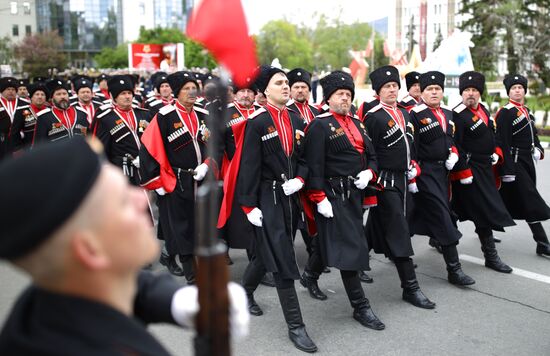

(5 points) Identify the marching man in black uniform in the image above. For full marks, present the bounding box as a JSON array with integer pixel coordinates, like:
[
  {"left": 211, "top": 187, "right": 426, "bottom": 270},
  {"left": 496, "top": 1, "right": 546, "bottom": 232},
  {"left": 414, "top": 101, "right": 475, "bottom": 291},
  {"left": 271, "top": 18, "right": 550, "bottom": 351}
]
[
  {"left": 139, "top": 71, "right": 214, "bottom": 285},
  {"left": 144, "top": 74, "right": 174, "bottom": 116},
  {"left": 94, "top": 73, "right": 111, "bottom": 103},
  {"left": 451, "top": 71, "right": 515, "bottom": 273},
  {"left": 0, "top": 77, "right": 22, "bottom": 159},
  {"left": 70, "top": 77, "right": 102, "bottom": 125},
  {"left": 236, "top": 65, "right": 317, "bottom": 353},
  {"left": 33, "top": 79, "right": 89, "bottom": 144},
  {"left": 303, "top": 70, "right": 385, "bottom": 330},
  {"left": 399, "top": 71, "right": 422, "bottom": 112},
  {"left": 409, "top": 71, "right": 475, "bottom": 286},
  {"left": 93, "top": 75, "right": 152, "bottom": 186},
  {"left": 364, "top": 65, "right": 436, "bottom": 309},
  {"left": 495, "top": 74, "right": 550, "bottom": 256},
  {"left": 10, "top": 83, "right": 49, "bottom": 152}
]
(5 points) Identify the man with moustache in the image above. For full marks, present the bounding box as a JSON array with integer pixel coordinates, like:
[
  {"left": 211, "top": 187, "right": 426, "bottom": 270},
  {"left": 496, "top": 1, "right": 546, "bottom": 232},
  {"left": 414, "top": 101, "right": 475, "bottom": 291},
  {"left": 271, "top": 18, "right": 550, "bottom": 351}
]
[
  {"left": 92, "top": 75, "right": 152, "bottom": 187},
  {"left": 235, "top": 65, "right": 317, "bottom": 353},
  {"left": 70, "top": 77, "right": 102, "bottom": 125},
  {"left": 33, "top": 79, "right": 89, "bottom": 144},
  {"left": 303, "top": 70, "right": 385, "bottom": 330},
  {"left": 17, "top": 79, "right": 30, "bottom": 101},
  {"left": 144, "top": 74, "right": 174, "bottom": 116},
  {"left": 495, "top": 74, "right": 550, "bottom": 257},
  {"left": 451, "top": 71, "right": 514, "bottom": 272},
  {"left": 139, "top": 71, "right": 214, "bottom": 285},
  {"left": 364, "top": 65, "right": 436, "bottom": 309},
  {"left": 408, "top": 71, "right": 475, "bottom": 286},
  {"left": 10, "top": 83, "right": 49, "bottom": 152},
  {"left": 399, "top": 71, "right": 422, "bottom": 112}
]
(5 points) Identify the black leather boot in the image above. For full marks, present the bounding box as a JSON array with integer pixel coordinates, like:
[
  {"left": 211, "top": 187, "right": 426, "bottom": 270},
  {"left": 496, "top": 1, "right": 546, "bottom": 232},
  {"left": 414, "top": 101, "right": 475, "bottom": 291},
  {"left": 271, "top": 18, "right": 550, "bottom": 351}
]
[
  {"left": 179, "top": 255, "right": 196, "bottom": 284},
  {"left": 529, "top": 222, "right": 550, "bottom": 257},
  {"left": 341, "top": 271, "right": 384, "bottom": 330},
  {"left": 276, "top": 287, "right": 318, "bottom": 353},
  {"left": 246, "top": 293, "right": 263, "bottom": 316},
  {"left": 478, "top": 234, "right": 512, "bottom": 273},
  {"left": 242, "top": 257, "right": 266, "bottom": 316},
  {"left": 358, "top": 270, "right": 373, "bottom": 283},
  {"left": 395, "top": 259, "right": 436, "bottom": 309},
  {"left": 161, "top": 253, "right": 184, "bottom": 276},
  {"left": 441, "top": 244, "right": 475, "bottom": 286},
  {"left": 429, "top": 238, "right": 443, "bottom": 253},
  {"left": 300, "top": 272, "right": 327, "bottom": 301}
]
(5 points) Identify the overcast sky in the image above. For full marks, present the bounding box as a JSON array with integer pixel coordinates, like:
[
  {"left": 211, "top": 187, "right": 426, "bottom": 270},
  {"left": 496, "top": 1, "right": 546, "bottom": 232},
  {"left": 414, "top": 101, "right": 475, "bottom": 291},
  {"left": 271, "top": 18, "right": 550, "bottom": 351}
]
[{"left": 240, "top": 0, "right": 393, "bottom": 34}]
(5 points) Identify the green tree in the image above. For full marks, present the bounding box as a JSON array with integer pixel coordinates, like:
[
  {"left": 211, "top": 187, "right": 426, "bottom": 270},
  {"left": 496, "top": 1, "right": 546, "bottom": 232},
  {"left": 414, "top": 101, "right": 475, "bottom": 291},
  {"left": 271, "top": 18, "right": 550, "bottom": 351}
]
[
  {"left": 14, "top": 31, "right": 67, "bottom": 77},
  {"left": 433, "top": 28, "right": 443, "bottom": 51},
  {"left": 135, "top": 27, "right": 216, "bottom": 69},
  {"left": 0, "top": 36, "right": 15, "bottom": 67},
  {"left": 92, "top": 7, "right": 119, "bottom": 49},
  {"left": 94, "top": 44, "right": 128, "bottom": 69},
  {"left": 256, "top": 20, "right": 313, "bottom": 70},
  {"left": 521, "top": 0, "right": 550, "bottom": 88}
]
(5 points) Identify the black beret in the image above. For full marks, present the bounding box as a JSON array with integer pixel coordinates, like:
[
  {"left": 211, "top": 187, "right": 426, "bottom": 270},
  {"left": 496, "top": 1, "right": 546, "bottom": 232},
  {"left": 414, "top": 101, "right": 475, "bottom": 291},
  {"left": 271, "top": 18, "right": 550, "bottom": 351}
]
[
  {"left": 154, "top": 74, "right": 169, "bottom": 92},
  {"left": 459, "top": 71, "right": 485, "bottom": 95},
  {"left": 74, "top": 78, "right": 94, "bottom": 93},
  {"left": 369, "top": 65, "right": 401, "bottom": 94},
  {"left": 287, "top": 68, "right": 312, "bottom": 90},
  {"left": 255, "top": 65, "right": 285, "bottom": 94},
  {"left": 0, "top": 137, "right": 101, "bottom": 260},
  {"left": 45, "top": 79, "right": 68, "bottom": 96},
  {"left": 419, "top": 71, "right": 445, "bottom": 92},
  {"left": 167, "top": 71, "right": 199, "bottom": 96},
  {"left": 97, "top": 73, "right": 111, "bottom": 83},
  {"left": 17, "top": 79, "right": 29, "bottom": 88},
  {"left": 405, "top": 71, "right": 420, "bottom": 91},
  {"left": 320, "top": 70, "right": 355, "bottom": 102},
  {"left": 28, "top": 82, "right": 50, "bottom": 100},
  {"left": 108, "top": 75, "right": 134, "bottom": 99},
  {"left": 0, "top": 77, "right": 19, "bottom": 92},
  {"left": 32, "top": 76, "right": 48, "bottom": 83},
  {"left": 503, "top": 74, "right": 528, "bottom": 95}
]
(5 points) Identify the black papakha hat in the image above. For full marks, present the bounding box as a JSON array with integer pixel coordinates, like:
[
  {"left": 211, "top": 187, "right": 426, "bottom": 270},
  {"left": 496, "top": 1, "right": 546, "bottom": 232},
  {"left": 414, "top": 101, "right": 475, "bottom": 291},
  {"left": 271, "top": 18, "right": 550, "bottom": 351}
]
[
  {"left": 167, "top": 71, "right": 200, "bottom": 96},
  {"left": 369, "top": 65, "right": 401, "bottom": 94},
  {"left": 28, "top": 82, "right": 49, "bottom": 100},
  {"left": 405, "top": 71, "right": 420, "bottom": 91},
  {"left": 503, "top": 74, "right": 528, "bottom": 95},
  {"left": 255, "top": 65, "right": 285, "bottom": 94},
  {"left": 73, "top": 77, "right": 94, "bottom": 94},
  {"left": 0, "top": 77, "right": 19, "bottom": 92},
  {"left": 287, "top": 68, "right": 312, "bottom": 90},
  {"left": 108, "top": 75, "right": 134, "bottom": 99},
  {"left": 419, "top": 71, "right": 445, "bottom": 92},
  {"left": 0, "top": 137, "right": 102, "bottom": 260},
  {"left": 154, "top": 74, "right": 169, "bottom": 92},
  {"left": 459, "top": 71, "right": 485, "bottom": 95},
  {"left": 45, "top": 78, "right": 68, "bottom": 96},
  {"left": 320, "top": 70, "right": 355, "bottom": 102}
]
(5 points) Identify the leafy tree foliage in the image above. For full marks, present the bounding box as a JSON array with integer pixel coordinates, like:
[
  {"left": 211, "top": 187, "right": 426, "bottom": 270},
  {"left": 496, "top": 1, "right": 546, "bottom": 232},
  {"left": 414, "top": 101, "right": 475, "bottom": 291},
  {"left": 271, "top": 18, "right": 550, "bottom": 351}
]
[{"left": 14, "top": 31, "right": 67, "bottom": 78}]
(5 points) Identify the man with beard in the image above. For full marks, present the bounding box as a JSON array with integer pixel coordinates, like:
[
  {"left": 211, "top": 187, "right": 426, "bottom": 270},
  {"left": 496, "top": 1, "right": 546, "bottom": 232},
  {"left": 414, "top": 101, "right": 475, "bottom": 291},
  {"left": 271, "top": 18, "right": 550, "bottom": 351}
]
[
  {"left": 32, "top": 79, "right": 89, "bottom": 144},
  {"left": 495, "top": 74, "right": 550, "bottom": 257},
  {"left": 70, "top": 77, "right": 102, "bottom": 125},
  {"left": 139, "top": 71, "right": 213, "bottom": 285},
  {"left": 235, "top": 66, "right": 317, "bottom": 353},
  {"left": 364, "top": 65, "right": 436, "bottom": 309},
  {"left": 451, "top": 71, "right": 514, "bottom": 273},
  {"left": 303, "top": 70, "right": 385, "bottom": 330},
  {"left": 408, "top": 71, "right": 475, "bottom": 286},
  {"left": 399, "top": 71, "right": 422, "bottom": 112},
  {"left": 144, "top": 74, "right": 174, "bottom": 116},
  {"left": 92, "top": 75, "right": 151, "bottom": 187},
  {"left": 10, "top": 83, "right": 49, "bottom": 152}
]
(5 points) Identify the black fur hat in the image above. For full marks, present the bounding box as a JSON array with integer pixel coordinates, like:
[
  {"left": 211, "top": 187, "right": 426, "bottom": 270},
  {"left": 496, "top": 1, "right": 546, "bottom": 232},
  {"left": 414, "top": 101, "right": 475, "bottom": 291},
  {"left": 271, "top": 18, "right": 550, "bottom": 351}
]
[
  {"left": 419, "top": 71, "right": 445, "bottom": 92},
  {"left": 503, "top": 74, "right": 528, "bottom": 95},
  {"left": 405, "top": 71, "right": 420, "bottom": 91},
  {"left": 320, "top": 70, "right": 355, "bottom": 102},
  {"left": 287, "top": 68, "right": 312, "bottom": 90},
  {"left": 369, "top": 65, "right": 400, "bottom": 94},
  {"left": 459, "top": 71, "right": 485, "bottom": 95}
]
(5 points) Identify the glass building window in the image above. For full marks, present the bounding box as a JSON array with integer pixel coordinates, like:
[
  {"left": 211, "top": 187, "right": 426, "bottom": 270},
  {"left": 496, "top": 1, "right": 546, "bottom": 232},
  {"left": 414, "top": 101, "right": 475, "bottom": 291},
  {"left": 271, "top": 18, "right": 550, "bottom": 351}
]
[
  {"left": 10, "top": 2, "right": 18, "bottom": 14},
  {"left": 12, "top": 25, "right": 19, "bottom": 36},
  {"left": 23, "top": 2, "right": 31, "bottom": 15},
  {"left": 25, "top": 25, "right": 31, "bottom": 35}
]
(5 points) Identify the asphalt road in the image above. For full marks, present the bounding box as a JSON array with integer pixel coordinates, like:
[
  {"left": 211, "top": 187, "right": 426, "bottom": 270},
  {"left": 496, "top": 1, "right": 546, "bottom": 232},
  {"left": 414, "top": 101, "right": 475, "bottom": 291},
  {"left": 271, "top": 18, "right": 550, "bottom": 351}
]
[{"left": 1, "top": 158, "right": 549, "bottom": 356}]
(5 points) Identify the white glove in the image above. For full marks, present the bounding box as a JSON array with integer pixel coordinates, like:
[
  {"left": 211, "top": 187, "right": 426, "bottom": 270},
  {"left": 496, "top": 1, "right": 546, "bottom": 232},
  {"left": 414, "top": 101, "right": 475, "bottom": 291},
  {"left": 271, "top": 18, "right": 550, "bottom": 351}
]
[
  {"left": 282, "top": 178, "right": 303, "bottom": 196},
  {"left": 246, "top": 207, "right": 263, "bottom": 227},
  {"left": 445, "top": 152, "right": 459, "bottom": 171},
  {"left": 156, "top": 187, "right": 166, "bottom": 196},
  {"left": 408, "top": 182, "right": 419, "bottom": 193},
  {"left": 132, "top": 157, "right": 140, "bottom": 168},
  {"left": 170, "top": 282, "right": 250, "bottom": 342},
  {"left": 501, "top": 175, "right": 516, "bottom": 183},
  {"left": 533, "top": 148, "right": 541, "bottom": 161},
  {"left": 317, "top": 198, "right": 334, "bottom": 218},
  {"left": 193, "top": 163, "right": 209, "bottom": 181},
  {"left": 406, "top": 167, "right": 418, "bottom": 180},
  {"left": 354, "top": 169, "right": 373, "bottom": 190},
  {"left": 460, "top": 177, "right": 473, "bottom": 185},
  {"left": 491, "top": 153, "right": 499, "bottom": 165}
]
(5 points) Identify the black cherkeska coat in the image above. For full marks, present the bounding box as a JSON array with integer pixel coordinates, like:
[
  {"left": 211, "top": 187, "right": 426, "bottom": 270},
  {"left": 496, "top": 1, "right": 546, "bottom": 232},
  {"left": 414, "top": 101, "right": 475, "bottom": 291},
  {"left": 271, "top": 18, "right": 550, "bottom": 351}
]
[
  {"left": 408, "top": 103, "right": 461, "bottom": 246},
  {"left": 304, "top": 111, "right": 377, "bottom": 270},
  {"left": 237, "top": 106, "right": 308, "bottom": 280},
  {"left": 451, "top": 102, "right": 515, "bottom": 231}
]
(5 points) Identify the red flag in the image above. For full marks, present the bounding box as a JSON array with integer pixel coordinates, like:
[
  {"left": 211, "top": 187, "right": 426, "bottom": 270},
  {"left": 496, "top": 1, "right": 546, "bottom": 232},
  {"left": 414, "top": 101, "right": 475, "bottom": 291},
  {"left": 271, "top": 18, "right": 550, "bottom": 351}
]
[{"left": 187, "top": 0, "right": 258, "bottom": 87}]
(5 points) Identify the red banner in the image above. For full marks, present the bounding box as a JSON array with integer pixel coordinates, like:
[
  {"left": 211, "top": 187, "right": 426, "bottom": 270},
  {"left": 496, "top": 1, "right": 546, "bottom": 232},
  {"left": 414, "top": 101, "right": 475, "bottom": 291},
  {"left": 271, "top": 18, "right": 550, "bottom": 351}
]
[{"left": 128, "top": 43, "right": 184, "bottom": 71}]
